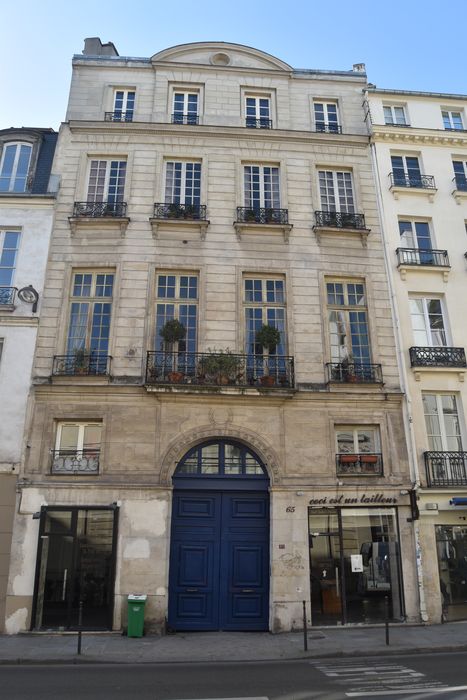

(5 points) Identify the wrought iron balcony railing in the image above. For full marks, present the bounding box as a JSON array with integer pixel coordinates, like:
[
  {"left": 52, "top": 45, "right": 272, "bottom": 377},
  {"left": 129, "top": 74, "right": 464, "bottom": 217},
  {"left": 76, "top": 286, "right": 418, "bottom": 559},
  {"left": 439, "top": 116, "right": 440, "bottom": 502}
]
[
  {"left": 453, "top": 175, "right": 467, "bottom": 191},
  {"left": 336, "top": 453, "right": 383, "bottom": 476},
  {"left": 425, "top": 451, "right": 467, "bottom": 487},
  {"left": 389, "top": 173, "right": 436, "bottom": 189},
  {"left": 146, "top": 351, "right": 294, "bottom": 388},
  {"left": 245, "top": 117, "right": 272, "bottom": 129},
  {"left": 51, "top": 449, "right": 100, "bottom": 475},
  {"left": 104, "top": 111, "right": 134, "bottom": 122},
  {"left": 315, "top": 123, "right": 342, "bottom": 134},
  {"left": 326, "top": 362, "right": 383, "bottom": 384},
  {"left": 72, "top": 201, "right": 127, "bottom": 218},
  {"left": 0, "top": 286, "right": 16, "bottom": 305},
  {"left": 409, "top": 346, "right": 467, "bottom": 368},
  {"left": 314, "top": 210, "right": 366, "bottom": 230},
  {"left": 52, "top": 353, "right": 112, "bottom": 377},
  {"left": 171, "top": 113, "right": 199, "bottom": 125},
  {"left": 396, "top": 248, "right": 450, "bottom": 267},
  {"left": 235, "top": 207, "right": 289, "bottom": 225},
  {"left": 153, "top": 203, "right": 207, "bottom": 220}
]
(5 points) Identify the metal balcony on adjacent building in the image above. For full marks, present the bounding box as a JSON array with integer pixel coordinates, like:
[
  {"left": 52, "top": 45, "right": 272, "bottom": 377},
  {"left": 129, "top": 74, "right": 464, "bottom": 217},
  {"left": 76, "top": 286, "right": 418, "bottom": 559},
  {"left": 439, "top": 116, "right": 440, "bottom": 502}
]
[
  {"left": 396, "top": 248, "right": 450, "bottom": 267},
  {"left": 235, "top": 207, "right": 289, "bottom": 225},
  {"left": 145, "top": 351, "right": 294, "bottom": 389},
  {"left": 389, "top": 173, "right": 436, "bottom": 189},
  {"left": 425, "top": 451, "right": 467, "bottom": 487},
  {"left": 51, "top": 449, "right": 100, "bottom": 475},
  {"left": 326, "top": 362, "right": 383, "bottom": 384},
  {"left": 453, "top": 175, "right": 467, "bottom": 192},
  {"left": 0, "top": 286, "right": 16, "bottom": 305},
  {"left": 104, "top": 112, "right": 133, "bottom": 122},
  {"left": 314, "top": 211, "right": 366, "bottom": 230},
  {"left": 153, "top": 203, "right": 207, "bottom": 220},
  {"left": 245, "top": 117, "right": 272, "bottom": 129},
  {"left": 72, "top": 201, "right": 127, "bottom": 218},
  {"left": 52, "top": 353, "right": 112, "bottom": 377},
  {"left": 171, "top": 113, "right": 199, "bottom": 125},
  {"left": 409, "top": 346, "right": 467, "bottom": 368},
  {"left": 336, "top": 453, "right": 383, "bottom": 476}
]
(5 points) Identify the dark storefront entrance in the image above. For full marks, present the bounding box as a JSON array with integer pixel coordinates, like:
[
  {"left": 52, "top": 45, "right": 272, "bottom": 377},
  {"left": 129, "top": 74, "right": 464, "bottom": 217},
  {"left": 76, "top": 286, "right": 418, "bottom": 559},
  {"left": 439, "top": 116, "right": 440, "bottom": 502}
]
[
  {"left": 436, "top": 525, "right": 467, "bottom": 622},
  {"left": 308, "top": 507, "right": 404, "bottom": 625},
  {"left": 32, "top": 506, "right": 118, "bottom": 630},
  {"left": 168, "top": 440, "right": 270, "bottom": 631}
]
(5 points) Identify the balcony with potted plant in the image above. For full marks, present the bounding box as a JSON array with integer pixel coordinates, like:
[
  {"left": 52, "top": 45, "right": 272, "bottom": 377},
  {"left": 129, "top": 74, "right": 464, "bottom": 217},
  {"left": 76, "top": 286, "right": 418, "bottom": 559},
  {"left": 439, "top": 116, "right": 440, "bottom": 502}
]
[{"left": 234, "top": 207, "right": 292, "bottom": 241}]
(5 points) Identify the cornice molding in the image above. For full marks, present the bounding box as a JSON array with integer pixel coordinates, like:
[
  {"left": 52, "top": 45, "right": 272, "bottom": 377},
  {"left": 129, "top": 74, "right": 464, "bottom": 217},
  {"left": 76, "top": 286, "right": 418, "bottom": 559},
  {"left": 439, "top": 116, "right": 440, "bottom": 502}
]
[
  {"left": 68, "top": 121, "right": 369, "bottom": 148},
  {"left": 371, "top": 126, "right": 467, "bottom": 147}
]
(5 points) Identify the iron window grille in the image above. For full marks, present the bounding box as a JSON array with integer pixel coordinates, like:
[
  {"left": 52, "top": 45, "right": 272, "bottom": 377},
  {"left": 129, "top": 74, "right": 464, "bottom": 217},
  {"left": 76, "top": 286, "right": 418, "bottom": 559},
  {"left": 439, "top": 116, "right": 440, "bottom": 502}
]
[{"left": 409, "top": 346, "right": 467, "bottom": 368}]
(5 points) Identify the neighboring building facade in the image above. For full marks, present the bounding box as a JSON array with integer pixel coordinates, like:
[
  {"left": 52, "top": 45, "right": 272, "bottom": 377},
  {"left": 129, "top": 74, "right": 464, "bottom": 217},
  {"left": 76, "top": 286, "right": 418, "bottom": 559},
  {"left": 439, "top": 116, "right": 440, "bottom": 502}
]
[
  {"left": 0, "top": 127, "right": 57, "bottom": 631},
  {"left": 367, "top": 89, "right": 467, "bottom": 623},
  {"left": 6, "top": 39, "right": 417, "bottom": 635}
]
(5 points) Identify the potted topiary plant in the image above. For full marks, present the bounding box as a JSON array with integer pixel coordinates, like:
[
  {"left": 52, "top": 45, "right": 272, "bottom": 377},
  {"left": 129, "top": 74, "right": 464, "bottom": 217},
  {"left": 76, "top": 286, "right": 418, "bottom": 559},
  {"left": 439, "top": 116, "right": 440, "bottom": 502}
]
[
  {"left": 159, "top": 319, "right": 186, "bottom": 382},
  {"left": 255, "top": 324, "right": 281, "bottom": 386},
  {"left": 198, "top": 349, "right": 243, "bottom": 385},
  {"left": 72, "top": 347, "right": 88, "bottom": 375}
]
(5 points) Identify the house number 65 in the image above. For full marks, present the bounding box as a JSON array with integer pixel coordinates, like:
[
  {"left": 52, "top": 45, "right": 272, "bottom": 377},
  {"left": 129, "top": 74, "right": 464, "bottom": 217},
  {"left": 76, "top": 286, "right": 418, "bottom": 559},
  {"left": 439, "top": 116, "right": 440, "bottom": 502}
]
[{"left": 286, "top": 506, "right": 295, "bottom": 513}]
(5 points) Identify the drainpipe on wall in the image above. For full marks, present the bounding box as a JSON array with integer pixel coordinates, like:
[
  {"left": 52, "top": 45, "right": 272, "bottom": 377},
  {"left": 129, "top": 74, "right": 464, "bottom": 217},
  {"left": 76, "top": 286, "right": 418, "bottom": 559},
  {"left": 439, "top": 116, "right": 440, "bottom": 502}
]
[{"left": 364, "top": 91, "right": 428, "bottom": 622}]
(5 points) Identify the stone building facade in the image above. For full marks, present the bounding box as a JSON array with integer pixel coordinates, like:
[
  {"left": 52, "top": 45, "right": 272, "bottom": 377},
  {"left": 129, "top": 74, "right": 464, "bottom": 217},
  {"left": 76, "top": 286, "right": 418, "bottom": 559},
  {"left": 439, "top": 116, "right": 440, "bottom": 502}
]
[
  {"left": 6, "top": 40, "right": 417, "bottom": 634},
  {"left": 0, "top": 127, "right": 57, "bottom": 631},
  {"left": 367, "top": 88, "right": 467, "bottom": 624}
]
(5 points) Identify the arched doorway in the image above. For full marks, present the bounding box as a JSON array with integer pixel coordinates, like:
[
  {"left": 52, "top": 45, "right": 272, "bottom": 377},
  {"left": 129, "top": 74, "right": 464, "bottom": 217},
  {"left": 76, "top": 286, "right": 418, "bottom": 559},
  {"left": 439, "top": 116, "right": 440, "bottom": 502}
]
[{"left": 168, "top": 439, "right": 270, "bottom": 631}]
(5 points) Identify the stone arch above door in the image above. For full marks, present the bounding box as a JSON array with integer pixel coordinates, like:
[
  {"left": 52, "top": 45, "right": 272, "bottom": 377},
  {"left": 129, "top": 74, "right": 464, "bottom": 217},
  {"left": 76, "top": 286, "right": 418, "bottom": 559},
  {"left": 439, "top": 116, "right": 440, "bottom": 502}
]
[{"left": 160, "top": 424, "right": 281, "bottom": 486}]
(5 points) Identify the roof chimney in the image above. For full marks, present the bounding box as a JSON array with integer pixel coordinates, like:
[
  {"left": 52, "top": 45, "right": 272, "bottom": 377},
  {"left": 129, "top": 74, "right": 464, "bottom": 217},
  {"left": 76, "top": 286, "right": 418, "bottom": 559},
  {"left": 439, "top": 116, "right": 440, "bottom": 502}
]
[
  {"left": 83, "top": 37, "right": 119, "bottom": 57},
  {"left": 352, "top": 63, "right": 366, "bottom": 73}
]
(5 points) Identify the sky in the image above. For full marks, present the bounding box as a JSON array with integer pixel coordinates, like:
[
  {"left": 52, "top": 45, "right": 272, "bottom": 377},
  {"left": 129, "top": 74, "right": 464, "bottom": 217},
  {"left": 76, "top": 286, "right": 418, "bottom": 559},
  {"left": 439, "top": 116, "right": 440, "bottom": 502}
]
[{"left": 2, "top": 0, "right": 467, "bottom": 131}]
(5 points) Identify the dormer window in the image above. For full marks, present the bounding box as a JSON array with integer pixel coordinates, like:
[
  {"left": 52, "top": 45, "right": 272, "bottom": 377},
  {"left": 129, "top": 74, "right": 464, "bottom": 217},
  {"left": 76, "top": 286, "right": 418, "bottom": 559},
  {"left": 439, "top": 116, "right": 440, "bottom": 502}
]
[{"left": 0, "top": 142, "right": 32, "bottom": 193}]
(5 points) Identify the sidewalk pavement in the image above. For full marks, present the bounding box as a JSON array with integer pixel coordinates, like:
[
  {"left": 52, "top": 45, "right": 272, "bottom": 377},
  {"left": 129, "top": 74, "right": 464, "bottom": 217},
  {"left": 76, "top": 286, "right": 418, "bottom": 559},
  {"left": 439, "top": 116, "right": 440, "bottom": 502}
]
[{"left": 1, "top": 623, "right": 467, "bottom": 665}]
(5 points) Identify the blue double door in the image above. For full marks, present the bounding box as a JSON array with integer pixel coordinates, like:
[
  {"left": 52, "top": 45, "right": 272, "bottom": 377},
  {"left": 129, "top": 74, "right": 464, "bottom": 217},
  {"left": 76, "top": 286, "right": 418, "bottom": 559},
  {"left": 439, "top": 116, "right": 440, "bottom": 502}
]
[{"left": 168, "top": 490, "right": 270, "bottom": 631}]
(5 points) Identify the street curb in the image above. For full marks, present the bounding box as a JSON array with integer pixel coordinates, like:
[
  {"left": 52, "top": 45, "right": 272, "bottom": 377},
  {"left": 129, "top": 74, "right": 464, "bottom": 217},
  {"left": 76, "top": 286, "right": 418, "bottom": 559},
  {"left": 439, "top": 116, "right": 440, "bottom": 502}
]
[{"left": 2, "top": 644, "right": 467, "bottom": 666}]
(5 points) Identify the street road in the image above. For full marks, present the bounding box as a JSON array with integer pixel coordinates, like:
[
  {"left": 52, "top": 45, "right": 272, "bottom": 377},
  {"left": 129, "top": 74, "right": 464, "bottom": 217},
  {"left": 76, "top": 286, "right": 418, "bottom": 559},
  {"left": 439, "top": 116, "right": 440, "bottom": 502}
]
[{"left": 2, "top": 652, "right": 467, "bottom": 699}]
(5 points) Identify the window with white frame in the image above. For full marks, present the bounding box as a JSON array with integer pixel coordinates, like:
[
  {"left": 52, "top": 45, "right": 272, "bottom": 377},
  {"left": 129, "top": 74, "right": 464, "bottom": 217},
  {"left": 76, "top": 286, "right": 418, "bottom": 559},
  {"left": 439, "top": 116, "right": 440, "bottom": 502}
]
[
  {"left": 409, "top": 297, "right": 447, "bottom": 347},
  {"left": 172, "top": 92, "right": 199, "bottom": 125},
  {"left": 52, "top": 422, "right": 102, "bottom": 474},
  {"left": 327, "top": 280, "right": 370, "bottom": 364},
  {"left": 245, "top": 96, "right": 271, "bottom": 128},
  {"left": 244, "top": 165, "right": 280, "bottom": 210},
  {"left": 442, "top": 110, "right": 464, "bottom": 131},
  {"left": 423, "top": 394, "right": 463, "bottom": 452},
  {"left": 0, "top": 230, "right": 20, "bottom": 303},
  {"left": 383, "top": 104, "right": 407, "bottom": 126},
  {"left": 112, "top": 89, "right": 135, "bottom": 122},
  {"left": 155, "top": 273, "right": 198, "bottom": 353},
  {"left": 453, "top": 160, "right": 467, "bottom": 190},
  {"left": 398, "top": 220, "right": 436, "bottom": 264},
  {"left": 336, "top": 426, "right": 380, "bottom": 455},
  {"left": 0, "top": 142, "right": 32, "bottom": 192},
  {"left": 165, "top": 161, "right": 201, "bottom": 205},
  {"left": 244, "top": 277, "right": 286, "bottom": 356},
  {"left": 86, "top": 159, "right": 126, "bottom": 205},
  {"left": 314, "top": 101, "right": 340, "bottom": 133},
  {"left": 55, "top": 422, "right": 102, "bottom": 457},
  {"left": 391, "top": 154, "right": 422, "bottom": 187},
  {"left": 318, "top": 170, "right": 355, "bottom": 213},
  {"left": 66, "top": 271, "right": 114, "bottom": 361}
]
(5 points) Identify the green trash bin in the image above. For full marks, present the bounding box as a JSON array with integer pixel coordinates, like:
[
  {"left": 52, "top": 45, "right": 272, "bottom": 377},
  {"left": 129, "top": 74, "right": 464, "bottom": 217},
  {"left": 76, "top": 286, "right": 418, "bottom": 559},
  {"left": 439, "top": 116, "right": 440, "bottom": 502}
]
[{"left": 127, "top": 594, "right": 147, "bottom": 637}]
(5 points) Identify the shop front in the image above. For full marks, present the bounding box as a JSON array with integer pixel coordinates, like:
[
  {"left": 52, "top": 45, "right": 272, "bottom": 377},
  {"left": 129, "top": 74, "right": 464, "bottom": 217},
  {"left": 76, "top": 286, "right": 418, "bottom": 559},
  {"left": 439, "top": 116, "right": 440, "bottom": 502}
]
[{"left": 308, "top": 500, "right": 405, "bottom": 625}]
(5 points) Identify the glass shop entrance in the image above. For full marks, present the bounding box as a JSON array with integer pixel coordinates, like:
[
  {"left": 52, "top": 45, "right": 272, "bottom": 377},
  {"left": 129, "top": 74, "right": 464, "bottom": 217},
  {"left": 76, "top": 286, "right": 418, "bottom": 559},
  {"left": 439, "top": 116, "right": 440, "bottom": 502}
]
[{"left": 308, "top": 507, "right": 404, "bottom": 625}]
